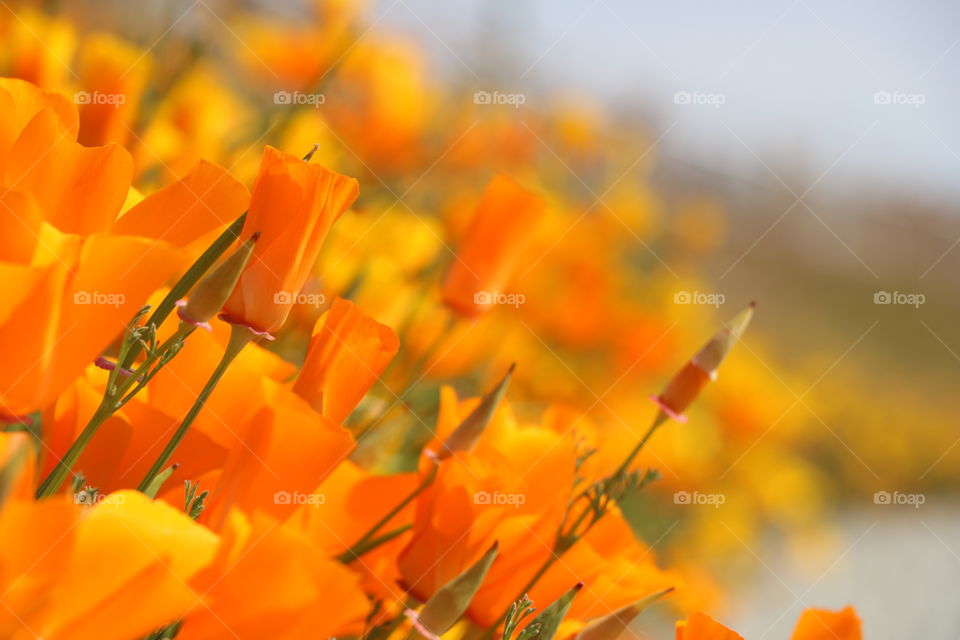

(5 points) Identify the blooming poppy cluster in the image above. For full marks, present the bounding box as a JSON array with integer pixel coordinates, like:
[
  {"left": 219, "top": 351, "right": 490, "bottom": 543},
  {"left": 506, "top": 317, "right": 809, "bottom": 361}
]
[{"left": 0, "top": 1, "right": 874, "bottom": 639}]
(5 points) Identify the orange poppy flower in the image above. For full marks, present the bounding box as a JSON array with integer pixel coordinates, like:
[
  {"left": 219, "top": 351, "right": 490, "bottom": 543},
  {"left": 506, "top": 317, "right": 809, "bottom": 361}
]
[
  {"left": 676, "top": 612, "right": 743, "bottom": 640},
  {"left": 180, "top": 510, "right": 371, "bottom": 640},
  {"left": 442, "top": 173, "right": 545, "bottom": 317},
  {"left": 201, "top": 379, "right": 355, "bottom": 528},
  {"left": 3, "top": 96, "right": 132, "bottom": 236},
  {"left": 74, "top": 33, "right": 150, "bottom": 148},
  {"left": 676, "top": 606, "right": 862, "bottom": 640},
  {"left": 0, "top": 491, "right": 218, "bottom": 640},
  {"left": 790, "top": 606, "right": 861, "bottom": 640},
  {"left": 398, "top": 386, "right": 576, "bottom": 627},
  {"left": 292, "top": 297, "right": 399, "bottom": 424},
  {"left": 221, "top": 146, "right": 359, "bottom": 336},
  {"left": 0, "top": 228, "right": 179, "bottom": 418},
  {"left": 289, "top": 459, "right": 419, "bottom": 607}
]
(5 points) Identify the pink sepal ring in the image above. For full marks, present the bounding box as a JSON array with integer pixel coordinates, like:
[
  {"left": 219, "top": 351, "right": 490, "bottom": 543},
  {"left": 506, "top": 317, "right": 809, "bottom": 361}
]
[
  {"left": 175, "top": 300, "right": 212, "bottom": 332},
  {"left": 404, "top": 610, "right": 441, "bottom": 640},
  {"left": 649, "top": 395, "right": 688, "bottom": 423},
  {"left": 217, "top": 313, "right": 276, "bottom": 341}
]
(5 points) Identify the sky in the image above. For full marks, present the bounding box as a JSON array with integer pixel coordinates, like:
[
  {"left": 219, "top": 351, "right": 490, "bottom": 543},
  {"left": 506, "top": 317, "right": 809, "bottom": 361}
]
[{"left": 370, "top": 0, "right": 960, "bottom": 206}]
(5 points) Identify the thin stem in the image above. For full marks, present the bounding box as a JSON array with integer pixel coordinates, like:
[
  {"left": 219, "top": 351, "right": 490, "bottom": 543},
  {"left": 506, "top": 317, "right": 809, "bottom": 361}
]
[
  {"left": 136, "top": 324, "right": 252, "bottom": 492},
  {"left": 480, "top": 411, "right": 670, "bottom": 639},
  {"left": 35, "top": 400, "right": 113, "bottom": 498},
  {"left": 120, "top": 214, "right": 246, "bottom": 371},
  {"left": 34, "top": 324, "right": 194, "bottom": 499},
  {"left": 339, "top": 462, "right": 438, "bottom": 563},
  {"left": 612, "top": 411, "right": 668, "bottom": 479},
  {"left": 341, "top": 524, "right": 413, "bottom": 562}
]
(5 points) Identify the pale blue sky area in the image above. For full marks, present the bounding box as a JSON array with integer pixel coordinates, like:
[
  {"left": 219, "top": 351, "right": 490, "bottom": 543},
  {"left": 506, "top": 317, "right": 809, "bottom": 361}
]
[{"left": 372, "top": 0, "right": 960, "bottom": 205}]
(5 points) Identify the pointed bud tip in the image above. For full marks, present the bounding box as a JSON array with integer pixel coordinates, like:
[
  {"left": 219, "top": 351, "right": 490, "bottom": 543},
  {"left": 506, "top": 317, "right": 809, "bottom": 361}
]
[
  {"left": 171, "top": 463, "right": 180, "bottom": 470},
  {"left": 250, "top": 231, "right": 261, "bottom": 242},
  {"left": 748, "top": 300, "right": 757, "bottom": 309},
  {"left": 507, "top": 363, "right": 517, "bottom": 374},
  {"left": 489, "top": 540, "right": 500, "bottom": 552},
  {"left": 573, "top": 582, "right": 585, "bottom": 591}
]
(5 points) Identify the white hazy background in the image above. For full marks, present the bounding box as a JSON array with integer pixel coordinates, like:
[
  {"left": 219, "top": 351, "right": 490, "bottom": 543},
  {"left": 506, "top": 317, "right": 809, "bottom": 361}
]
[{"left": 371, "top": 0, "right": 960, "bottom": 207}]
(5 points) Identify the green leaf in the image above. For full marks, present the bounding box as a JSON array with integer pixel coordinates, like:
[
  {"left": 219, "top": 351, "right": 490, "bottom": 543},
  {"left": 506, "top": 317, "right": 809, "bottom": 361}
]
[
  {"left": 434, "top": 364, "right": 515, "bottom": 460},
  {"left": 522, "top": 583, "right": 583, "bottom": 640},
  {"left": 416, "top": 542, "right": 500, "bottom": 636}
]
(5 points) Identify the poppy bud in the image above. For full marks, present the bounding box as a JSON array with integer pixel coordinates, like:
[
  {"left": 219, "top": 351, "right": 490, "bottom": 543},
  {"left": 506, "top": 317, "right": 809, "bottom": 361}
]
[
  {"left": 177, "top": 232, "right": 259, "bottom": 330},
  {"left": 652, "top": 302, "right": 754, "bottom": 421}
]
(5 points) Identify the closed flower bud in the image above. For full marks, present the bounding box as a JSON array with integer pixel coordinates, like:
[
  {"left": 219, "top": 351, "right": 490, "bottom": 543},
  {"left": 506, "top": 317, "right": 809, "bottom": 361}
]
[
  {"left": 177, "top": 232, "right": 259, "bottom": 330},
  {"left": 652, "top": 302, "right": 754, "bottom": 422}
]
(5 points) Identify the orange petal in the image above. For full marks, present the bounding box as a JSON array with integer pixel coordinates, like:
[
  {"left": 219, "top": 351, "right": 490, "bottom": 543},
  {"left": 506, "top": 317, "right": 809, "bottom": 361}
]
[
  {"left": 223, "top": 146, "right": 359, "bottom": 334},
  {"left": 790, "top": 606, "right": 862, "bottom": 640},
  {"left": 442, "top": 173, "right": 545, "bottom": 317},
  {"left": 5, "top": 108, "right": 132, "bottom": 235},
  {"left": 0, "top": 234, "right": 178, "bottom": 415},
  {"left": 675, "top": 612, "right": 744, "bottom": 640},
  {"left": 112, "top": 159, "right": 250, "bottom": 249},
  {"left": 293, "top": 297, "right": 399, "bottom": 423},
  {"left": 203, "top": 380, "right": 354, "bottom": 528}
]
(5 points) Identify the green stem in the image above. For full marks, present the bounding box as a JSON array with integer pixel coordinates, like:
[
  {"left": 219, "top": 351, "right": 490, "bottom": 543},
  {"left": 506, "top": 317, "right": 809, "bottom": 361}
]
[
  {"left": 136, "top": 324, "right": 252, "bottom": 492},
  {"left": 35, "top": 400, "right": 112, "bottom": 499},
  {"left": 480, "top": 411, "right": 670, "bottom": 639},
  {"left": 34, "top": 324, "right": 194, "bottom": 499},
  {"left": 121, "top": 214, "right": 246, "bottom": 371},
  {"left": 611, "top": 411, "right": 668, "bottom": 479},
  {"left": 340, "top": 524, "right": 413, "bottom": 562},
  {"left": 339, "top": 463, "right": 438, "bottom": 563}
]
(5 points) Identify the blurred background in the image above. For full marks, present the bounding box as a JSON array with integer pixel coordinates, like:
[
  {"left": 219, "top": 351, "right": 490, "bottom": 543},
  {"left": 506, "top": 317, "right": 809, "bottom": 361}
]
[{"left": 4, "top": 0, "right": 959, "bottom": 637}]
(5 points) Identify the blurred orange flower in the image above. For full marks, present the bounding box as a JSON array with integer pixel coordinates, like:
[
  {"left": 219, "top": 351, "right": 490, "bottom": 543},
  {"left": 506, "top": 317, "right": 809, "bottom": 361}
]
[{"left": 442, "top": 174, "right": 545, "bottom": 317}]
